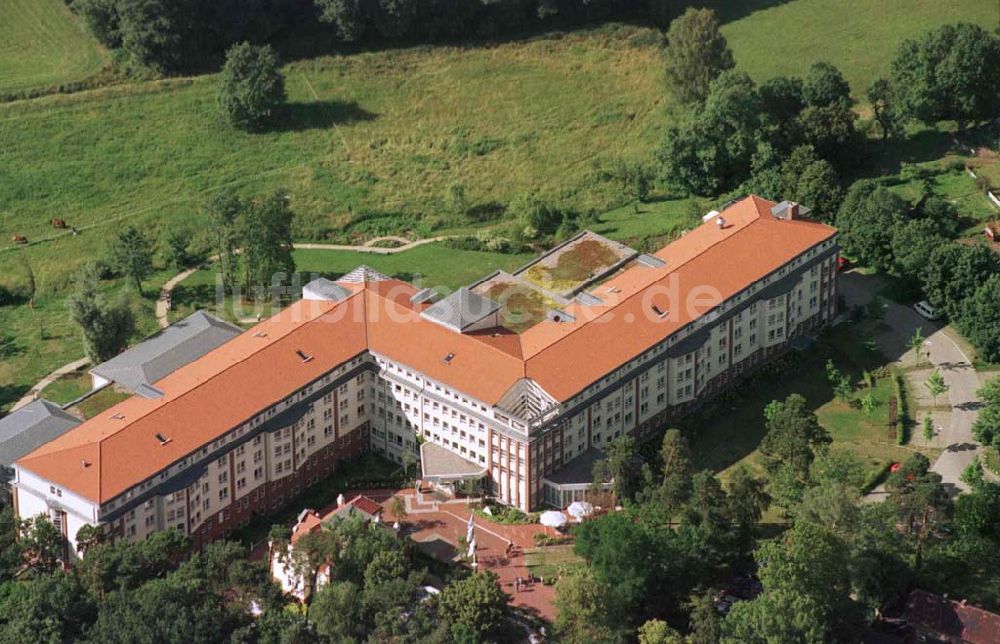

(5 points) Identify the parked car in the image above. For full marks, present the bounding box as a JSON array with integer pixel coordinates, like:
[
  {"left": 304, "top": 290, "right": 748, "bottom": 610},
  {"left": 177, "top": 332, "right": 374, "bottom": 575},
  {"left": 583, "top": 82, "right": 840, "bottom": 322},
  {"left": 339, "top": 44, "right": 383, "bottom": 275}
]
[{"left": 914, "top": 300, "right": 940, "bottom": 320}]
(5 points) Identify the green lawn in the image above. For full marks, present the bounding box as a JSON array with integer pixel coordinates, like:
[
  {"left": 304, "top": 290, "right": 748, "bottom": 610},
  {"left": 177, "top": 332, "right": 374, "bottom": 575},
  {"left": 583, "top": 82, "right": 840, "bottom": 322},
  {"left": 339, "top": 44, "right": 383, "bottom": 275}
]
[
  {"left": 40, "top": 371, "right": 92, "bottom": 405},
  {"left": 685, "top": 322, "right": 938, "bottom": 482},
  {"left": 719, "top": 0, "right": 997, "bottom": 95},
  {"left": 71, "top": 385, "right": 131, "bottom": 420},
  {"left": 0, "top": 0, "right": 107, "bottom": 95},
  {"left": 524, "top": 544, "right": 583, "bottom": 580}
]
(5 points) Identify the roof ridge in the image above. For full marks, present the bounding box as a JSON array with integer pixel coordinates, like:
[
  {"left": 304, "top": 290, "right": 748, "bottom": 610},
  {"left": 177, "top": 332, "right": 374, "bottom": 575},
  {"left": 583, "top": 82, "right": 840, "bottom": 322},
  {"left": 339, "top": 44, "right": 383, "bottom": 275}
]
[{"left": 23, "top": 298, "right": 346, "bottom": 461}]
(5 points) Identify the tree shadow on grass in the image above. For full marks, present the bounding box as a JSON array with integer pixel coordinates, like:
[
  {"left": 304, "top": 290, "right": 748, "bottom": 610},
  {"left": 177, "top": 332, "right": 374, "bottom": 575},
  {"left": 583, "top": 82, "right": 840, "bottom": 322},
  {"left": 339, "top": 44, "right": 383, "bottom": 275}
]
[
  {"left": 0, "top": 384, "right": 30, "bottom": 412},
  {"left": 269, "top": 100, "right": 377, "bottom": 133}
]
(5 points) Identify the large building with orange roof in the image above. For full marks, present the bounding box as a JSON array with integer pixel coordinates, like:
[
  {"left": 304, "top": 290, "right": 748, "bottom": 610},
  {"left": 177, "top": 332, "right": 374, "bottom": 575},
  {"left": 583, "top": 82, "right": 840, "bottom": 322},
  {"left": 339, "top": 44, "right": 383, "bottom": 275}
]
[{"left": 12, "top": 196, "right": 838, "bottom": 555}]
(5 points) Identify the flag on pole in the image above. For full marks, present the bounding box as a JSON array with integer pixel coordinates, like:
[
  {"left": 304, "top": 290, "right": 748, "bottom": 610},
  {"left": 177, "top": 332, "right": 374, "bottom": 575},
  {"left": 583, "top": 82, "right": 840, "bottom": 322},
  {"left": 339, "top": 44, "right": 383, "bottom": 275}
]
[{"left": 466, "top": 513, "right": 475, "bottom": 543}]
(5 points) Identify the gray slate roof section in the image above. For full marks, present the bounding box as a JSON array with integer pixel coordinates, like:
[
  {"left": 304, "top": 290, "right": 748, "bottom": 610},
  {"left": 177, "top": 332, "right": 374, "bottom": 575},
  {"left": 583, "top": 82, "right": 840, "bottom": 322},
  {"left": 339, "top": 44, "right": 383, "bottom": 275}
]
[
  {"left": 0, "top": 399, "right": 81, "bottom": 466},
  {"left": 90, "top": 311, "right": 242, "bottom": 393},
  {"left": 302, "top": 278, "right": 351, "bottom": 301},
  {"left": 420, "top": 287, "right": 499, "bottom": 332},
  {"left": 637, "top": 254, "right": 666, "bottom": 268}
]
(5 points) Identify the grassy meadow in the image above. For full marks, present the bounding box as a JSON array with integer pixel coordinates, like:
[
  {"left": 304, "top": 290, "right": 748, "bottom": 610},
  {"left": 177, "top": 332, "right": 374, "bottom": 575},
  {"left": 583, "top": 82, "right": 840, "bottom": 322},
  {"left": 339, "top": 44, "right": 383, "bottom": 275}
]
[
  {"left": 1, "top": 1, "right": 997, "bottom": 411},
  {"left": 718, "top": 0, "right": 997, "bottom": 94},
  {"left": 0, "top": 0, "right": 107, "bottom": 94}
]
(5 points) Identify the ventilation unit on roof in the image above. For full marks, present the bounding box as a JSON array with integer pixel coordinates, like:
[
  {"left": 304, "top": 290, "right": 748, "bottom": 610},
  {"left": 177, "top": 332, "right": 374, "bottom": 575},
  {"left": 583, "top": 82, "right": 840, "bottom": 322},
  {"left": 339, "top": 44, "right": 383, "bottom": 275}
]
[
  {"left": 296, "top": 349, "right": 313, "bottom": 362},
  {"left": 442, "top": 352, "right": 455, "bottom": 364},
  {"left": 155, "top": 433, "right": 171, "bottom": 445},
  {"left": 716, "top": 216, "right": 727, "bottom": 229},
  {"left": 702, "top": 209, "right": 720, "bottom": 222}
]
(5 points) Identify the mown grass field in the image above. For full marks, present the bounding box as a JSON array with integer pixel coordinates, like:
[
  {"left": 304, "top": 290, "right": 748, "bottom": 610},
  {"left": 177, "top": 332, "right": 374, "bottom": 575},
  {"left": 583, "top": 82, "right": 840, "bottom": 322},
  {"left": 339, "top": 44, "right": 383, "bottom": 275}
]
[
  {"left": 0, "top": 0, "right": 107, "bottom": 94},
  {"left": 718, "top": 0, "right": 997, "bottom": 94}
]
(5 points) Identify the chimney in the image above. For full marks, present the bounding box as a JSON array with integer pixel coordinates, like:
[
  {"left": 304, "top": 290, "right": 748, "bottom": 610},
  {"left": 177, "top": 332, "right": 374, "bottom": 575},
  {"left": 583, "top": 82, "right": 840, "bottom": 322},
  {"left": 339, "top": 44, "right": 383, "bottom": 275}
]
[
  {"left": 716, "top": 216, "right": 726, "bottom": 229},
  {"left": 787, "top": 202, "right": 799, "bottom": 220}
]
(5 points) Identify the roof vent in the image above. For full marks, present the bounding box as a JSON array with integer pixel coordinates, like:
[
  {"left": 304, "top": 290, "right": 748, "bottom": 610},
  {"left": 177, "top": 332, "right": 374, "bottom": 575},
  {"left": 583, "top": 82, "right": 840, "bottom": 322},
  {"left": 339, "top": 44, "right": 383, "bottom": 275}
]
[
  {"left": 716, "top": 216, "right": 726, "bottom": 229},
  {"left": 155, "top": 433, "right": 171, "bottom": 445},
  {"left": 81, "top": 459, "right": 90, "bottom": 468},
  {"left": 443, "top": 352, "right": 455, "bottom": 364},
  {"left": 296, "top": 350, "right": 313, "bottom": 362},
  {"left": 253, "top": 331, "right": 268, "bottom": 338},
  {"left": 109, "top": 412, "right": 125, "bottom": 420}
]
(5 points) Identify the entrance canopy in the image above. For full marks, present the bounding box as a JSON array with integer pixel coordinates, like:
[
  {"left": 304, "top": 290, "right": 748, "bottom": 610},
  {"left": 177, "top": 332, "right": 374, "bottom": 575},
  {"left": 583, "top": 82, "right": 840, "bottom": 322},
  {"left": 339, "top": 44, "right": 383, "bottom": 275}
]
[{"left": 419, "top": 442, "right": 486, "bottom": 483}]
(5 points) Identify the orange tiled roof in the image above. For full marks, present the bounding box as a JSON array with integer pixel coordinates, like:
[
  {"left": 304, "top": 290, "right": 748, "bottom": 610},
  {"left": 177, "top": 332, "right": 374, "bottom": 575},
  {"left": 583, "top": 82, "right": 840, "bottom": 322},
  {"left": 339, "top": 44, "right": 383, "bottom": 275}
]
[
  {"left": 17, "top": 293, "right": 369, "bottom": 503},
  {"left": 16, "top": 197, "right": 835, "bottom": 504}
]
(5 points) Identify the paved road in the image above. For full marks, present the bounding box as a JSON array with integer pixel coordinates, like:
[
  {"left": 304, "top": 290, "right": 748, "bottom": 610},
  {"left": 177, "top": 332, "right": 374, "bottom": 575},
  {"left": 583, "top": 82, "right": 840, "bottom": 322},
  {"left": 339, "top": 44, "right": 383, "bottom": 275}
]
[{"left": 840, "top": 272, "right": 982, "bottom": 495}]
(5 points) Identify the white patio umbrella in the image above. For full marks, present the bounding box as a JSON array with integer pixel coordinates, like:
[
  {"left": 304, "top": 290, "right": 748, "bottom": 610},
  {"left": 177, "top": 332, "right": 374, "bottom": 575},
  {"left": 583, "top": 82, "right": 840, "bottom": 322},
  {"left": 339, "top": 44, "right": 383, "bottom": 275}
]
[
  {"left": 539, "top": 510, "right": 568, "bottom": 528},
  {"left": 567, "top": 501, "right": 593, "bottom": 521}
]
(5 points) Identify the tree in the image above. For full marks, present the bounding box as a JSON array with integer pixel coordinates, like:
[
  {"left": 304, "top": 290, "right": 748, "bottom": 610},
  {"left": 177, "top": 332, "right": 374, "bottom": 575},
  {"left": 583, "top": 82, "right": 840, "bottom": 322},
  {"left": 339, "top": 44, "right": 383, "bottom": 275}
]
[
  {"left": 756, "top": 76, "right": 805, "bottom": 151},
  {"left": 0, "top": 571, "right": 96, "bottom": 643},
  {"left": 219, "top": 42, "right": 287, "bottom": 130},
  {"left": 653, "top": 428, "right": 694, "bottom": 512},
  {"left": 554, "top": 567, "right": 628, "bottom": 644},
  {"left": 66, "top": 265, "right": 135, "bottom": 363},
  {"left": 637, "top": 619, "right": 684, "bottom": 644},
  {"left": 107, "top": 225, "right": 154, "bottom": 291},
  {"left": 909, "top": 327, "right": 925, "bottom": 367},
  {"left": 605, "top": 435, "right": 639, "bottom": 502},
  {"left": 574, "top": 512, "right": 657, "bottom": 610},
  {"left": 73, "top": 0, "right": 122, "bottom": 48},
  {"left": 18, "top": 515, "right": 63, "bottom": 576},
  {"left": 925, "top": 369, "right": 949, "bottom": 411},
  {"left": 890, "top": 23, "right": 1000, "bottom": 128},
  {"left": 687, "top": 590, "right": 722, "bottom": 644},
  {"left": 316, "top": 0, "right": 368, "bottom": 42},
  {"left": 437, "top": 571, "right": 509, "bottom": 638},
  {"left": 117, "top": 0, "right": 196, "bottom": 73},
  {"left": 784, "top": 151, "right": 842, "bottom": 222},
  {"left": 288, "top": 528, "right": 340, "bottom": 609},
  {"left": 924, "top": 414, "right": 935, "bottom": 443},
  {"left": 388, "top": 496, "right": 407, "bottom": 528},
  {"left": 657, "top": 71, "right": 763, "bottom": 195},
  {"left": 75, "top": 524, "right": 105, "bottom": 558},
  {"left": 311, "top": 580, "right": 364, "bottom": 641},
  {"left": 663, "top": 8, "right": 734, "bottom": 104},
  {"left": 239, "top": 191, "right": 296, "bottom": 300},
  {"left": 159, "top": 222, "right": 192, "bottom": 270},
  {"left": 886, "top": 453, "right": 951, "bottom": 570},
  {"left": 204, "top": 191, "right": 243, "bottom": 294},
  {"left": 860, "top": 391, "right": 877, "bottom": 417},
  {"left": 922, "top": 242, "right": 1000, "bottom": 320},
  {"left": 867, "top": 78, "right": 904, "bottom": 142},
  {"left": 835, "top": 180, "right": 905, "bottom": 271},
  {"left": 971, "top": 377, "right": 1000, "bottom": 453},
  {"left": 802, "top": 61, "right": 851, "bottom": 107},
  {"left": 759, "top": 394, "right": 831, "bottom": 478},
  {"left": 725, "top": 465, "right": 770, "bottom": 555},
  {"left": 796, "top": 102, "right": 861, "bottom": 172},
  {"left": 957, "top": 274, "right": 1000, "bottom": 363}
]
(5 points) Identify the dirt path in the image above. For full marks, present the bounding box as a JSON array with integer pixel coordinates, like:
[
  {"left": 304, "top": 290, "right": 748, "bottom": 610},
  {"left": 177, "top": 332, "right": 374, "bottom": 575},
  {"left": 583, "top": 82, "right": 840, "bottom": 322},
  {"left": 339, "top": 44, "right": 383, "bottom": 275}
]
[{"left": 11, "top": 357, "right": 90, "bottom": 411}]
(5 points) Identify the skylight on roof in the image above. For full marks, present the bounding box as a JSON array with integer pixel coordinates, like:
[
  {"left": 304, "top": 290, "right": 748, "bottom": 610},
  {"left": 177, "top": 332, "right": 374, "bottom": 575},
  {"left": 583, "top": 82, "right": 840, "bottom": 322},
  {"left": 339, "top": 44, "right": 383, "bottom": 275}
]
[
  {"left": 443, "top": 352, "right": 455, "bottom": 364},
  {"left": 651, "top": 305, "right": 669, "bottom": 318},
  {"left": 155, "top": 433, "right": 171, "bottom": 445},
  {"left": 296, "top": 350, "right": 313, "bottom": 362}
]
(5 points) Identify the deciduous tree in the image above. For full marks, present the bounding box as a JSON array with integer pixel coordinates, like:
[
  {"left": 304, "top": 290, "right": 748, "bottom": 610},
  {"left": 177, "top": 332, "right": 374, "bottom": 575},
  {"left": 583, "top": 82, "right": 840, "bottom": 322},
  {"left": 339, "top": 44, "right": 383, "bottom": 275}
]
[
  {"left": 663, "top": 8, "right": 734, "bottom": 104},
  {"left": 107, "top": 225, "right": 154, "bottom": 292},
  {"left": 66, "top": 265, "right": 135, "bottom": 363},
  {"left": 437, "top": 571, "right": 509, "bottom": 638},
  {"left": 218, "top": 42, "right": 287, "bottom": 130},
  {"left": 890, "top": 23, "right": 1000, "bottom": 128}
]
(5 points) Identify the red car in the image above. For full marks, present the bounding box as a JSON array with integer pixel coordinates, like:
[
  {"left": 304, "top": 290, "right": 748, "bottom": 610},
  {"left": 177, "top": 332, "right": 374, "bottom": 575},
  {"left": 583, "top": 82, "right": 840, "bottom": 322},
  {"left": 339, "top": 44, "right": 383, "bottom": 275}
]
[{"left": 837, "top": 256, "right": 850, "bottom": 272}]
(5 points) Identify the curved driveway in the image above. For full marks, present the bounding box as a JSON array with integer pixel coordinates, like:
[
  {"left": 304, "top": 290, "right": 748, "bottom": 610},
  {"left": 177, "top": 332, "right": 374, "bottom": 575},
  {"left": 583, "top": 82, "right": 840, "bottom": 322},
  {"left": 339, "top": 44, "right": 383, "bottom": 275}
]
[{"left": 839, "top": 272, "right": 982, "bottom": 495}]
